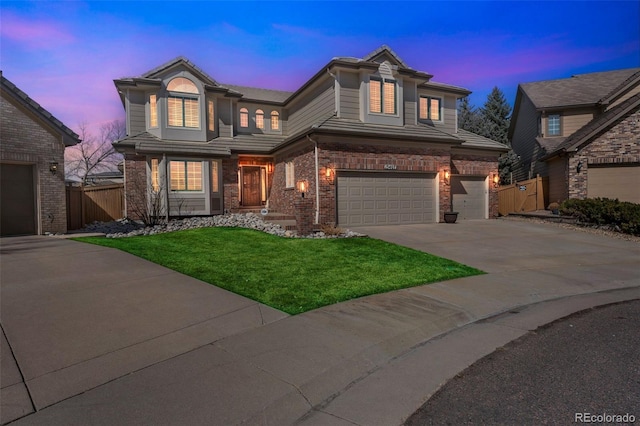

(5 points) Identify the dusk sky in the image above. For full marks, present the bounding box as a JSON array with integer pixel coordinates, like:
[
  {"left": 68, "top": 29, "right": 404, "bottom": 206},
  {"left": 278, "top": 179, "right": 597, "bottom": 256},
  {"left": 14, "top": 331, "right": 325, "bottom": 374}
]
[{"left": 1, "top": 1, "right": 639, "bottom": 136}]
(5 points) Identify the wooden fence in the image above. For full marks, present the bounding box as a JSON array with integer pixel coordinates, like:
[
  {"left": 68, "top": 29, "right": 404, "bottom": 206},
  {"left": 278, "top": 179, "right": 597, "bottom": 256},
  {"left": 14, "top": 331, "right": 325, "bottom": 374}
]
[
  {"left": 497, "top": 175, "right": 548, "bottom": 216},
  {"left": 66, "top": 184, "right": 125, "bottom": 230}
]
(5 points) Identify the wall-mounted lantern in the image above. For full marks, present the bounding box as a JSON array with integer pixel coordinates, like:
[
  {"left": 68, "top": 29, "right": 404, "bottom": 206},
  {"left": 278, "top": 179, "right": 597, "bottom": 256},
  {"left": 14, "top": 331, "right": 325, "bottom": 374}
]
[
  {"left": 325, "top": 166, "right": 334, "bottom": 183},
  {"left": 443, "top": 170, "right": 450, "bottom": 183},
  {"left": 267, "top": 163, "right": 273, "bottom": 173},
  {"left": 49, "top": 161, "right": 58, "bottom": 175},
  {"left": 297, "top": 180, "right": 309, "bottom": 198},
  {"left": 492, "top": 173, "right": 500, "bottom": 188},
  {"left": 576, "top": 160, "right": 583, "bottom": 174}
]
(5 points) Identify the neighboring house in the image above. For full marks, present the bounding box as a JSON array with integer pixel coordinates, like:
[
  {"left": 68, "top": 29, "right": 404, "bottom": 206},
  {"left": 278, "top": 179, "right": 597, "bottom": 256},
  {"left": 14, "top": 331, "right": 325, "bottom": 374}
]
[
  {"left": 113, "top": 45, "right": 507, "bottom": 226},
  {"left": 1, "top": 73, "right": 80, "bottom": 236},
  {"left": 509, "top": 68, "right": 640, "bottom": 204}
]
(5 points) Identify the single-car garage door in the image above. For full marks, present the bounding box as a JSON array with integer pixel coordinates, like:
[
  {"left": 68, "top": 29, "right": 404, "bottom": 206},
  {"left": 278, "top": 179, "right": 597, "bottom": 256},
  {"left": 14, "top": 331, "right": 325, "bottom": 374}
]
[
  {"left": 587, "top": 165, "right": 640, "bottom": 204},
  {"left": 337, "top": 172, "right": 436, "bottom": 226},
  {"left": 451, "top": 176, "right": 487, "bottom": 220},
  {"left": 1, "top": 163, "right": 37, "bottom": 236}
]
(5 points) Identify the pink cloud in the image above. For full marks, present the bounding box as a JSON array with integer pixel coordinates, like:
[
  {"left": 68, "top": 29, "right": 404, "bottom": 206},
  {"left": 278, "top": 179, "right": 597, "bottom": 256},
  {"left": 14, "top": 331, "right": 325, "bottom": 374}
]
[{"left": 1, "top": 12, "right": 75, "bottom": 49}]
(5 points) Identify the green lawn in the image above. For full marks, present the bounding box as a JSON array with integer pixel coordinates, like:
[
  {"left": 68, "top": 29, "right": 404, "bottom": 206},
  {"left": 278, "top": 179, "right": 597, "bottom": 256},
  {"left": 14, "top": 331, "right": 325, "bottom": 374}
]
[{"left": 76, "top": 227, "right": 483, "bottom": 315}]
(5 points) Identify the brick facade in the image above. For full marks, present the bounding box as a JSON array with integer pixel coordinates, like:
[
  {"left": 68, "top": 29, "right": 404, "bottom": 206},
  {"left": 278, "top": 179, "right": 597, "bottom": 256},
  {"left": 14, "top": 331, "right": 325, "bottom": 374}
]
[
  {"left": 568, "top": 107, "right": 640, "bottom": 199},
  {"left": 1, "top": 93, "right": 69, "bottom": 234}
]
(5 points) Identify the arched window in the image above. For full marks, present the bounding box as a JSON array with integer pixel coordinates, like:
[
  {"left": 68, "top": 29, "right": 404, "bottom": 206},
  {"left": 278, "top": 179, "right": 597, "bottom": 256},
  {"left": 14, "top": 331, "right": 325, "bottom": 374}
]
[
  {"left": 255, "top": 109, "right": 264, "bottom": 129},
  {"left": 270, "top": 111, "right": 280, "bottom": 130},
  {"left": 167, "top": 77, "right": 199, "bottom": 128},
  {"left": 239, "top": 108, "right": 249, "bottom": 128}
]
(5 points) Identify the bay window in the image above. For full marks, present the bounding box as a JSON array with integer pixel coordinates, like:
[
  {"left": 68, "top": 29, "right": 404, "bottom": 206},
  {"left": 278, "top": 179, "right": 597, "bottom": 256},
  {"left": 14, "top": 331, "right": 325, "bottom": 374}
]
[
  {"left": 167, "top": 77, "right": 199, "bottom": 128},
  {"left": 170, "top": 160, "right": 202, "bottom": 191}
]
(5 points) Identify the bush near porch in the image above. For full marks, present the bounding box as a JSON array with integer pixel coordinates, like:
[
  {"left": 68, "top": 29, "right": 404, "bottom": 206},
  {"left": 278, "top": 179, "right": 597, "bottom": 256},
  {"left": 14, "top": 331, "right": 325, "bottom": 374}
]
[{"left": 77, "top": 227, "right": 483, "bottom": 315}]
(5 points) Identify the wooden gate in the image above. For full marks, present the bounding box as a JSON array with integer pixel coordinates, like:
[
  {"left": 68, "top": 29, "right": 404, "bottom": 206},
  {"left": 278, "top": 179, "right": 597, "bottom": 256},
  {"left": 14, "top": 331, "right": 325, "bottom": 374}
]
[
  {"left": 66, "top": 184, "right": 125, "bottom": 230},
  {"left": 498, "top": 175, "right": 548, "bottom": 216}
]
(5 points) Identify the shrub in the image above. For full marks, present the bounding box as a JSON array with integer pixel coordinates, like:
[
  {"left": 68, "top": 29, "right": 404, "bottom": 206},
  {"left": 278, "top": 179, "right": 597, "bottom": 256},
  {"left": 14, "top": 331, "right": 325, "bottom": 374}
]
[{"left": 560, "top": 198, "right": 640, "bottom": 236}]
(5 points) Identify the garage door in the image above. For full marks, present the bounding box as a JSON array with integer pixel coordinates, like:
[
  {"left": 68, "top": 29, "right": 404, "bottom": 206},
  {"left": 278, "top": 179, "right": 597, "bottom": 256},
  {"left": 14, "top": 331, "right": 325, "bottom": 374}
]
[
  {"left": 451, "top": 176, "right": 487, "bottom": 220},
  {"left": 587, "top": 165, "right": 640, "bottom": 203},
  {"left": 1, "top": 164, "right": 37, "bottom": 236},
  {"left": 337, "top": 172, "right": 436, "bottom": 226}
]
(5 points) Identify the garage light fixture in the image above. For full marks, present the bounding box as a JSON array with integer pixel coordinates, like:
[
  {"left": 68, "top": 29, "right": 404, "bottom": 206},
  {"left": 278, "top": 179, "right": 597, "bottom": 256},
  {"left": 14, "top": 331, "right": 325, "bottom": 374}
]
[
  {"left": 443, "top": 170, "right": 450, "bottom": 183},
  {"left": 297, "top": 180, "right": 309, "bottom": 198},
  {"left": 325, "top": 166, "right": 334, "bottom": 183},
  {"left": 493, "top": 174, "right": 500, "bottom": 188},
  {"left": 576, "top": 161, "right": 583, "bottom": 174},
  {"left": 49, "top": 161, "right": 58, "bottom": 175}
]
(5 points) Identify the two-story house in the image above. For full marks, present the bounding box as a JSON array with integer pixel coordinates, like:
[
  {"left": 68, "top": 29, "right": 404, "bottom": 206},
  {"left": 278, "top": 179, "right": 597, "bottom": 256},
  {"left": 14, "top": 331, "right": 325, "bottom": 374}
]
[
  {"left": 508, "top": 68, "right": 640, "bottom": 204},
  {"left": 113, "top": 45, "right": 508, "bottom": 227}
]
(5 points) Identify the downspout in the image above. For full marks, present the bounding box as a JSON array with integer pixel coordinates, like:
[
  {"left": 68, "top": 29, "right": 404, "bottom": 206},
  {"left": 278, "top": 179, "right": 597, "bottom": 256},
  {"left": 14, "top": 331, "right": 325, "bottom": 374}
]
[
  {"left": 306, "top": 134, "right": 320, "bottom": 224},
  {"left": 163, "top": 153, "right": 169, "bottom": 222}
]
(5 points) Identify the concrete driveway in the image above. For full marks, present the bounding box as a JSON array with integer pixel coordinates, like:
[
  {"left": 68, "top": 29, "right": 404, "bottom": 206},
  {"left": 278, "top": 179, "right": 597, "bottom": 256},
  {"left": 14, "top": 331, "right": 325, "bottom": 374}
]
[
  {"left": 0, "top": 236, "right": 287, "bottom": 424},
  {"left": 2, "top": 220, "right": 639, "bottom": 425}
]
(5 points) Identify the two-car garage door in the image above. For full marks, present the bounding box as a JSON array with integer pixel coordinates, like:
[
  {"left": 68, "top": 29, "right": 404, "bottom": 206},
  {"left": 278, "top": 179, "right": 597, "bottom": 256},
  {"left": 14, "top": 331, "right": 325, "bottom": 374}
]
[{"left": 337, "top": 172, "right": 436, "bottom": 226}]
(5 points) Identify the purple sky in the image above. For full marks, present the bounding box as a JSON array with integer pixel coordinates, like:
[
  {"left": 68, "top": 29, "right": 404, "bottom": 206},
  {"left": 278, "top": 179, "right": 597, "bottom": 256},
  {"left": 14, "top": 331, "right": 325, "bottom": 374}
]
[{"left": 2, "top": 1, "right": 638, "bottom": 136}]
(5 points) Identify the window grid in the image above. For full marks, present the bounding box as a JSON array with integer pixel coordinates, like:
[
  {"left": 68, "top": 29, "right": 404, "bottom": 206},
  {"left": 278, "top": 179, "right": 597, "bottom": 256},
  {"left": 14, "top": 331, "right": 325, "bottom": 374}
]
[
  {"left": 285, "top": 161, "right": 295, "bottom": 188},
  {"left": 240, "top": 108, "right": 249, "bottom": 128},
  {"left": 168, "top": 96, "right": 199, "bottom": 128},
  {"left": 256, "top": 109, "right": 264, "bottom": 129},
  {"left": 170, "top": 161, "right": 202, "bottom": 191},
  {"left": 548, "top": 114, "right": 560, "bottom": 136},
  {"left": 149, "top": 94, "right": 158, "bottom": 127},
  {"left": 271, "top": 111, "right": 280, "bottom": 130},
  {"left": 369, "top": 78, "right": 396, "bottom": 115},
  {"left": 419, "top": 96, "right": 442, "bottom": 121}
]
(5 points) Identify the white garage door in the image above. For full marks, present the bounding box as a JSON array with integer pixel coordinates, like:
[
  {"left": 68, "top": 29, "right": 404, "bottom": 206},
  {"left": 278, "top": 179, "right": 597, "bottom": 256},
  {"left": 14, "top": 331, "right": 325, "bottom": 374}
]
[
  {"left": 587, "top": 165, "right": 640, "bottom": 203},
  {"left": 337, "top": 172, "right": 436, "bottom": 226},
  {"left": 451, "top": 176, "right": 487, "bottom": 220}
]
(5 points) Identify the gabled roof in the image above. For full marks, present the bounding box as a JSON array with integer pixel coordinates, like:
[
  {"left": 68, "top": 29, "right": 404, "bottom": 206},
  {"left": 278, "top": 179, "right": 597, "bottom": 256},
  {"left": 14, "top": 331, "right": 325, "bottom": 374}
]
[
  {"left": 1, "top": 73, "right": 80, "bottom": 146},
  {"left": 540, "top": 92, "right": 640, "bottom": 161},
  {"left": 140, "top": 56, "right": 218, "bottom": 87},
  {"left": 363, "top": 44, "right": 411, "bottom": 69},
  {"left": 520, "top": 68, "right": 640, "bottom": 110}
]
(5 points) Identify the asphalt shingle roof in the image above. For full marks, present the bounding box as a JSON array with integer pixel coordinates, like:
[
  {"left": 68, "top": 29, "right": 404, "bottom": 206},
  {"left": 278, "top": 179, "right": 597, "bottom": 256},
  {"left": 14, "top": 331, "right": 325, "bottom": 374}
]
[
  {"left": 221, "top": 84, "right": 293, "bottom": 103},
  {"left": 521, "top": 68, "right": 640, "bottom": 109}
]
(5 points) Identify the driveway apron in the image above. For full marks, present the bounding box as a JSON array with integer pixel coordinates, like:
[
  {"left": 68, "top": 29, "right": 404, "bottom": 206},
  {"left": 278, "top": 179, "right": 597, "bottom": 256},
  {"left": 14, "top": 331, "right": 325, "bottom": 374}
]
[{"left": 0, "top": 236, "right": 287, "bottom": 424}]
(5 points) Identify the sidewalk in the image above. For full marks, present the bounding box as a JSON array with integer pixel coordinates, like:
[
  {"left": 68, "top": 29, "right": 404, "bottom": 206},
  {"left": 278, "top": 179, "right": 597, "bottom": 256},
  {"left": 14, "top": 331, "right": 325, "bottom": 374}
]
[{"left": 4, "top": 220, "right": 639, "bottom": 425}]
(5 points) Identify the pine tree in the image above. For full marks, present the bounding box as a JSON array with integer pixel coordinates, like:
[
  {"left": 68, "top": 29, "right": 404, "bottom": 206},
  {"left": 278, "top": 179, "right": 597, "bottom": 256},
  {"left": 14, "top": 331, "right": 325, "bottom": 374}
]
[
  {"left": 457, "top": 96, "right": 482, "bottom": 134},
  {"left": 479, "top": 87, "right": 511, "bottom": 145}
]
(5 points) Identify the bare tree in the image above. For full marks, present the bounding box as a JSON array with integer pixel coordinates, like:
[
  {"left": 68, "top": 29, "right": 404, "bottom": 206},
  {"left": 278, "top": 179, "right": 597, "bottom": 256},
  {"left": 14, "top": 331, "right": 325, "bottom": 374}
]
[
  {"left": 124, "top": 162, "right": 166, "bottom": 226},
  {"left": 65, "top": 120, "right": 125, "bottom": 184}
]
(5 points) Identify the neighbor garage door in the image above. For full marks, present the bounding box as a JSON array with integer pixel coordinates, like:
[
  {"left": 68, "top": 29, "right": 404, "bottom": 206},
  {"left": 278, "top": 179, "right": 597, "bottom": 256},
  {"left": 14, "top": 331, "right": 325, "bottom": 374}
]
[
  {"left": 337, "top": 172, "right": 436, "bottom": 226},
  {"left": 1, "top": 163, "right": 37, "bottom": 236},
  {"left": 451, "top": 176, "right": 487, "bottom": 220},
  {"left": 587, "top": 165, "right": 640, "bottom": 204}
]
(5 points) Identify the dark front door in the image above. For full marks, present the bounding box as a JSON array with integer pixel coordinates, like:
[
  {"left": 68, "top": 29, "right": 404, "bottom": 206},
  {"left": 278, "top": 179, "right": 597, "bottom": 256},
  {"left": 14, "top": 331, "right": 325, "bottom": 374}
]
[{"left": 242, "top": 166, "right": 262, "bottom": 206}]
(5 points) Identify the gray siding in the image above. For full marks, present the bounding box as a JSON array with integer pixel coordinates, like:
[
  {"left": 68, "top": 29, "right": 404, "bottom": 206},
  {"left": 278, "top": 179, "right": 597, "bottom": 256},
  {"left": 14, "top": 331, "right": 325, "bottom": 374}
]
[
  {"left": 339, "top": 71, "right": 360, "bottom": 120},
  {"left": 218, "top": 97, "right": 233, "bottom": 138},
  {"left": 128, "top": 91, "right": 146, "bottom": 135},
  {"left": 287, "top": 79, "right": 335, "bottom": 135},
  {"left": 168, "top": 195, "right": 207, "bottom": 215},
  {"left": 440, "top": 94, "right": 457, "bottom": 134},
  {"left": 511, "top": 95, "right": 539, "bottom": 181},
  {"left": 403, "top": 81, "right": 416, "bottom": 126}
]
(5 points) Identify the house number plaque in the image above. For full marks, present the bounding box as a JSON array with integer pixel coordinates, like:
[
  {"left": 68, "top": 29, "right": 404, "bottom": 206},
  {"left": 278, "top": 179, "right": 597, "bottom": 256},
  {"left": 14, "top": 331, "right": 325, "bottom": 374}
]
[{"left": 383, "top": 164, "right": 397, "bottom": 170}]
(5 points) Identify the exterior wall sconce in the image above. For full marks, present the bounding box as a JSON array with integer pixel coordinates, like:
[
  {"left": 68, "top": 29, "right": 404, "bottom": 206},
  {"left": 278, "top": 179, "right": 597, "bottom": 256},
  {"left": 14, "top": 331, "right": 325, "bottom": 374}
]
[
  {"left": 492, "top": 173, "right": 500, "bottom": 188},
  {"left": 325, "top": 166, "right": 335, "bottom": 183},
  {"left": 49, "top": 161, "right": 58, "bottom": 175},
  {"left": 576, "top": 161, "right": 583, "bottom": 174},
  {"left": 297, "top": 180, "right": 309, "bottom": 198},
  {"left": 443, "top": 170, "right": 450, "bottom": 183},
  {"left": 267, "top": 163, "right": 273, "bottom": 173}
]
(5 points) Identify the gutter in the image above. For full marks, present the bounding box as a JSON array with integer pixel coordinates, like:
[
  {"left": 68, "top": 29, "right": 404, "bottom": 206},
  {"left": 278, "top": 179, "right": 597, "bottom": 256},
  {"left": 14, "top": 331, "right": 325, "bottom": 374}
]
[{"left": 306, "top": 135, "right": 321, "bottom": 225}]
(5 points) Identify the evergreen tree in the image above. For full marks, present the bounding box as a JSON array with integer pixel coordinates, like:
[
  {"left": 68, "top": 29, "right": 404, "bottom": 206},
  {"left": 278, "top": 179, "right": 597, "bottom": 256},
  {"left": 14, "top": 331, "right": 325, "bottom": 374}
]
[
  {"left": 479, "top": 87, "right": 511, "bottom": 144},
  {"left": 457, "top": 96, "right": 482, "bottom": 134}
]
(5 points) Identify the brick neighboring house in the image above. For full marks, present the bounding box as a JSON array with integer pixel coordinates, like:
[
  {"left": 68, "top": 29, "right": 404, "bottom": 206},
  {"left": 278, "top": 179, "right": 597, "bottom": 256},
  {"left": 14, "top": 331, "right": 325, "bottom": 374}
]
[
  {"left": 509, "top": 68, "right": 640, "bottom": 204},
  {"left": 1, "top": 73, "right": 80, "bottom": 236},
  {"left": 113, "top": 45, "right": 508, "bottom": 227}
]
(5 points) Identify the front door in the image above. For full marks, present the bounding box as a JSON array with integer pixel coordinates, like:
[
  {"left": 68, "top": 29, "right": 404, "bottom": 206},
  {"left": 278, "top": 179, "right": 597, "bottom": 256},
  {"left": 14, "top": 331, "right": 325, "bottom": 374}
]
[{"left": 242, "top": 166, "right": 262, "bottom": 206}]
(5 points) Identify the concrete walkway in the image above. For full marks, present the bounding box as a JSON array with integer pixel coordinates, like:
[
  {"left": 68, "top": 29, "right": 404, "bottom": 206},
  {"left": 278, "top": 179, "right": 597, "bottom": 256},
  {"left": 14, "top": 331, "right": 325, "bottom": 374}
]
[{"left": 2, "top": 219, "right": 639, "bottom": 425}]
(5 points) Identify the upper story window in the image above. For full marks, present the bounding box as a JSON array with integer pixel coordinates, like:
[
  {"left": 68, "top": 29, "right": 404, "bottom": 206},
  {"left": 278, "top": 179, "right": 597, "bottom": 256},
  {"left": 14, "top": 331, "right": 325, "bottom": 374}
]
[
  {"left": 167, "top": 77, "right": 199, "bottom": 128},
  {"left": 419, "top": 96, "right": 442, "bottom": 121},
  {"left": 255, "top": 109, "right": 265, "bottom": 129},
  {"left": 271, "top": 111, "right": 280, "bottom": 130},
  {"left": 149, "top": 94, "right": 158, "bottom": 128},
  {"left": 240, "top": 108, "right": 249, "bottom": 128},
  {"left": 208, "top": 99, "right": 215, "bottom": 132},
  {"left": 369, "top": 77, "right": 396, "bottom": 115},
  {"left": 548, "top": 114, "right": 561, "bottom": 136}
]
